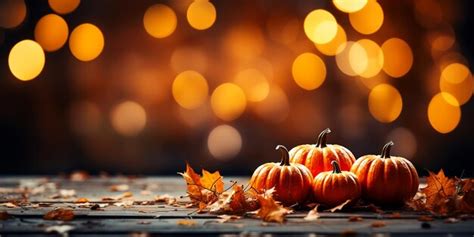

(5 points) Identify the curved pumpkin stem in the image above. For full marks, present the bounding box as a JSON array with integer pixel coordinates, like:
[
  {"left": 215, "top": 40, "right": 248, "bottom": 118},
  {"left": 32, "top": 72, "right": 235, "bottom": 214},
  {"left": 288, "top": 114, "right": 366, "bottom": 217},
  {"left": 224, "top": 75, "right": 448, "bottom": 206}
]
[
  {"left": 331, "top": 160, "right": 341, "bottom": 174},
  {"left": 276, "top": 145, "right": 290, "bottom": 166},
  {"left": 381, "top": 141, "right": 394, "bottom": 158},
  {"left": 315, "top": 128, "right": 331, "bottom": 148}
]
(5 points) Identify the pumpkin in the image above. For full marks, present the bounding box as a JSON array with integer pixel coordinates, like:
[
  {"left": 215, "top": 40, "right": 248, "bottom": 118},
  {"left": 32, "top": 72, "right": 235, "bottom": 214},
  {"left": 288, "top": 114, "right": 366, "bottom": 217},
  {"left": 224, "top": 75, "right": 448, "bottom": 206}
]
[
  {"left": 289, "top": 128, "right": 356, "bottom": 177},
  {"left": 350, "top": 141, "right": 419, "bottom": 206},
  {"left": 249, "top": 145, "right": 313, "bottom": 206},
  {"left": 312, "top": 161, "right": 361, "bottom": 207}
]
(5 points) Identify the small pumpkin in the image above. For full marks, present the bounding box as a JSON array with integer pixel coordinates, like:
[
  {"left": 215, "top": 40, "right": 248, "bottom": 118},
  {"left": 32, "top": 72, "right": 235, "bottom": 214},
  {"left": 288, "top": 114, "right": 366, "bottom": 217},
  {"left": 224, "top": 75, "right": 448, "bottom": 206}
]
[
  {"left": 249, "top": 145, "right": 313, "bottom": 206},
  {"left": 289, "top": 128, "right": 356, "bottom": 177},
  {"left": 312, "top": 161, "right": 361, "bottom": 207},
  {"left": 350, "top": 141, "right": 419, "bottom": 206}
]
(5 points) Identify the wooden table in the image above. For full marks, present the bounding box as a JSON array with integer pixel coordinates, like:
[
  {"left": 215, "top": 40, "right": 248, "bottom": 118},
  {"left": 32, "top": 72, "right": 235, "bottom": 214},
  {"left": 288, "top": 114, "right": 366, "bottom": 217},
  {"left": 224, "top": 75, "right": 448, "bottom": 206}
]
[{"left": 1, "top": 176, "right": 473, "bottom": 236}]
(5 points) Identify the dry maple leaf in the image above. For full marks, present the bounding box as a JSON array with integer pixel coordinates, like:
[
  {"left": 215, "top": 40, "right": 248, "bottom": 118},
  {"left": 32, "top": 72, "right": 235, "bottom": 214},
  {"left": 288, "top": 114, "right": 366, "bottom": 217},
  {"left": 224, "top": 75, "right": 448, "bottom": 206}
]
[
  {"left": 43, "top": 208, "right": 75, "bottom": 221},
  {"left": 421, "top": 169, "right": 456, "bottom": 214},
  {"left": 200, "top": 170, "right": 224, "bottom": 193},
  {"left": 209, "top": 185, "right": 249, "bottom": 214},
  {"left": 254, "top": 194, "right": 292, "bottom": 223},
  {"left": 328, "top": 199, "right": 351, "bottom": 212},
  {"left": 304, "top": 204, "right": 320, "bottom": 221},
  {"left": 457, "top": 178, "right": 474, "bottom": 213},
  {"left": 177, "top": 219, "right": 197, "bottom": 226}
]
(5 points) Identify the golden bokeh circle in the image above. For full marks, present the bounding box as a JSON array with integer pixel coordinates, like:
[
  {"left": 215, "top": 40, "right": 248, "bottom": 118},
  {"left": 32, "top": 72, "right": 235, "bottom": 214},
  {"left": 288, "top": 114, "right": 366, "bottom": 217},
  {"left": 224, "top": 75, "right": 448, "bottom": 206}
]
[
  {"left": 349, "top": 1, "right": 384, "bottom": 34},
  {"left": 428, "top": 93, "right": 461, "bottom": 134},
  {"left": 304, "top": 9, "right": 338, "bottom": 44},
  {"left": 48, "top": 0, "right": 80, "bottom": 14},
  {"left": 368, "top": 84, "right": 403, "bottom": 123},
  {"left": 34, "top": 14, "right": 69, "bottom": 52},
  {"left": 172, "top": 70, "right": 209, "bottom": 109},
  {"left": 69, "top": 23, "right": 104, "bottom": 61},
  {"left": 211, "top": 83, "right": 247, "bottom": 121},
  {"left": 8, "top": 40, "right": 45, "bottom": 81},
  {"left": 381, "top": 38, "right": 413, "bottom": 78},
  {"left": 143, "top": 4, "right": 177, "bottom": 38},
  {"left": 187, "top": 0, "right": 216, "bottom": 30},
  {"left": 292, "top": 52, "right": 326, "bottom": 90}
]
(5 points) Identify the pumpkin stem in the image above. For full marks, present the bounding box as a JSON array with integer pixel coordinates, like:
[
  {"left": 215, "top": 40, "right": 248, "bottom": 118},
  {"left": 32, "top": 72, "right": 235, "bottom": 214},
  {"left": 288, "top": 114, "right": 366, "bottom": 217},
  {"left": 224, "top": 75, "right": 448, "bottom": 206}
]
[
  {"left": 315, "top": 128, "right": 331, "bottom": 148},
  {"left": 276, "top": 145, "right": 290, "bottom": 166},
  {"left": 331, "top": 160, "right": 341, "bottom": 174},
  {"left": 381, "top": 141, "right": 394, "bottom": 158}
]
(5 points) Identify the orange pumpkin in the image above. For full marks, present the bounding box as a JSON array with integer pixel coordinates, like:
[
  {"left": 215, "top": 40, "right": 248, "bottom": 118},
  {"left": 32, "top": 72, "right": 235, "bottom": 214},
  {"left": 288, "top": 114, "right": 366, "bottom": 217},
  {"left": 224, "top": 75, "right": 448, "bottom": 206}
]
[
  {"left": 350, "top": 141, "right": 419, "bottom": 206},
  {"left": 249, "top": 145, "right": 313, "bottom": 206},
  {"left": 312, "top": 161, "right": 361, "bottom": 207},
  {"left": 289, "top": 128, "right": 356, "bottom": 177}
]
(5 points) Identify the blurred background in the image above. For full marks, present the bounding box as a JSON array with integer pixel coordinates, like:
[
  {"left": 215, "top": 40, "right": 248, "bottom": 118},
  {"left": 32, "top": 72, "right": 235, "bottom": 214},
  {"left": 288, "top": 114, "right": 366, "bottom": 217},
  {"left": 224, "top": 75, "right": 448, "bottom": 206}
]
[{"left": 0, "top": 0, "right": 473, "bottom": 176}]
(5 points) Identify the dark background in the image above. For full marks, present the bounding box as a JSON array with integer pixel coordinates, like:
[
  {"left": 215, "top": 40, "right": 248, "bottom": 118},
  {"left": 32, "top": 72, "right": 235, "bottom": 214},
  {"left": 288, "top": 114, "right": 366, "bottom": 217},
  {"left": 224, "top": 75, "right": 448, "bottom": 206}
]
[{"left": 0, "top": 0, "right": 473, "bottom": 177}]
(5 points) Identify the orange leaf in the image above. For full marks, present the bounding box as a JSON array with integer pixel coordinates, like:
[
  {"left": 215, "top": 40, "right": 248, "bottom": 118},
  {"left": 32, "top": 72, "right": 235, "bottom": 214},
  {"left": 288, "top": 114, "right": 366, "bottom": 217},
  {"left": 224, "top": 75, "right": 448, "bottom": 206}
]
[
  {"left": 255, "top": 194, "right": 291, "bottom": 223},
  {"left": 328, "top": 199, "right": 351, "bottom": 212},
  {"left": 178, "top": 164, "right": 203, "bottom": 202},
  {"left": 200, "top": 170, "right": 224, "bottom": 193},
  {"left": 421, "top": 169, "right": 456, "bottom": 214},
  {"left": 43, "top": 208, "right": 75, "bottom": 221}
]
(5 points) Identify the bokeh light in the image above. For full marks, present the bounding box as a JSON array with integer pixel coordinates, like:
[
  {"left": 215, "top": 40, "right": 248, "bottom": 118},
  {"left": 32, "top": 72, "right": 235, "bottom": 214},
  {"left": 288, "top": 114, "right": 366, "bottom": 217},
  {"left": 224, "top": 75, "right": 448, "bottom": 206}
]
[
  {"left": 69, "top": 23, "right": 104, "bottom": 61},
  {"left": 223, "top": 25, "right": 264, "bottom": 61},
  {"left": 0, "top": 0, "right": 26, "bottom": 28},
  {"left": 172, "top": 70, "right": 209, "bottom": 109},
  {"left": 354, "top": 39, "right": 384, "bottom": 78},
  {"left": 211, "top": 83, "right": 247, "bottom": 121},
  {"left": 387, "top": 127, "right": 417, "bottom": 159},
  {"left": 428, "top": 93, "right": 461, "bottom": 134},
  {"left": 143, "top": 4, "right": 177, "bottom": 38},
  {"left": 315, "top": 24, "right": 347, "bottom": 56},
  {"left": 368, "top": 84, "right": 403, "bottom": 123},
  {"left": 336, "top": 41, "right": 363, "bottom": 76},
  {"left": 439, "top": 63, "right": 473, "bottom": 105},
  {"left": 171, "top": 47, "right": 208, "bottom": 73},
  {"left": 8, "top": 40, "right": 45, "bottom": 81},
  {"left": 381, "top": 38, "right": 413, "bottom": 78},
  {"left": 304, "top": 9, "right": 338, "bottom": 44},
  {"left": 349, "top": 1, "right": 384, "bottom": 35},
  {"left": 292, "top": 52, "right": 326, "bottom": 90},
  {"left": 110, "top": 101, "right": 147, "bottom": 137},
  {"left": 255, "top": 86, "right": 290, "bottom": 124},
  {"left": 186, "top": 0, "right": 216, "bottom": 30},
  {"left": 234, "top": 68, "right": 270, "bottom": 102},
  {"left": 48, "top": 0, "right": 80, "bottom": 15},
  {"left": 333, "top": 0, "right": 368, "bottom": 13},
  {"left": 348, "top": 41, "right": 369, "bottom": 76},
  {"left": 34, "top": 14, "right": 69, "bottom": 52},
  {"left": 207, "top": 125, "right": 242, "bottom": 160}
]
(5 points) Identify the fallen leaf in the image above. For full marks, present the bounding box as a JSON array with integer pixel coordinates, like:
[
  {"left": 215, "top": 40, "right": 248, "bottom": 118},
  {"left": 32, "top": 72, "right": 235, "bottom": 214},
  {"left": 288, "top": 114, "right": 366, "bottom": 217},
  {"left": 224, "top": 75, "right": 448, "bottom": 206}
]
[
  {"left": 43, "top": 208, "right": 75, "bottom": 221},
  {"left": 217, "top": 214, "right": 241, "bottom": 223},
  {"left": 371, "top": 221, "right": 386, "bottom": 228},
  {"left": 418, "top": 215, "right": 434, "bottom": 222},
  {"left": 209, "top": 185, "right": 249, "bottom": 214},
  {"left": 155, "top": 194, "right": 177, "bottom": 205},
  {"left": 113, "top": 200, "right": 134, "bottom": 207},
  {"left": 75, "top": 198, "right": 89, "bottom": 203},
  {"left": 45, "top": 225, "right": 75, "bottom": 236},
  {"left": 178, "top": 164, "right": 203, "bottom": 203},
  {"left": 304, "top": 204, "right": 320, "bottom": 221},
  {"left": 254, "top": 194, "right": 292, "bottom": 223},
  {"left": 177, "top": 219, "right": 197, "bottom": 226},
  {"left": 0, "top": 211, "right": 11, "bottom": 220},
  {"left": 200, "top": 170, "right": 224, "bottom": 193},
  {"left": 328, "top": 199, "right": 351, "bottom": 212},
  {"left": 109, "top": 184, "right": 129, "bottom": 192},
  {"left": 348, "top": 216, "right": 363, "bottom": 222},
  {"left": 422, "top": 169, "right": 456, "bottom": 214}
]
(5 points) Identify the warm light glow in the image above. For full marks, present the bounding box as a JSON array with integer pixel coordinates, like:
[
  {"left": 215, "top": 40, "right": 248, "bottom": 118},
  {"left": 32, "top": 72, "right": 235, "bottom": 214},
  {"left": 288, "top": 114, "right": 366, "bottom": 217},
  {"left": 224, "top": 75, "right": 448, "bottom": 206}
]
[
  {"left": 387, "top": 127, "right": 417, "bottom": 159},
  {"left": 69, "top": 23, "right": 104, "bottom": 61},
  {"left": 234, "top": 69, "right": 270, "bottom": 102},
  {"left": 315, "top": 24, "right": 347, "bottom": 56},
  {"left": 428, "top": 93, "right": 461, "bottom": 134},
  {"left": 255, "top": 86, "right": 290, "bottom": 124},
  {"left": 48, "top": 0, "right": 80, "bottom": 14},
  {"left": 186, "top": 0, "right": 216, "bottom": 30},
  {"left": 348, "top": 41, "right": 368, "bottom": 76},
  {"left": 292, "top": 52, "right": 326, "bottom": 90},
  {"left": 8, "top": 40, "right": 45, "bottom": 81},
  {"left": 368, "top": 84, "right": 403, "bottom": 123},
  {"left": 211, "top": 83, "right": 247, "bottom": 121},
  {"left": 0, "top": 0, "right": 26, "bottom": 28},
  {"left": 333, "top": 0, "right": 368, "bottom": 13},
  {"left": 336, "top": 41, "right": 363, "bottom": 76},
  {"left": 304, "top": 9, "right": 338, "bottom": 44},
  {"left": 172, "top": 70, "right": 209, "bottom": 109},
  {"left": 353, "top": 39, "right": 384, "bottom": 78},
  {"left": 111, "top": 101, "right": 147, "bottom": 137},
  {"left": 34, "top": 14, "right": 69, "bottom": 52},
  {"left": 143, "top": 4, "right": 177, "bottom": 38},
  {"left": 223, "top": 25, "right": 264, "bottom": 61},
  {"left": 349, "top": 1, "right": 384, "bottom": 34},
  {"left": 207, "top": 125, "right": 242, "bottom": 160},
  {"left": 171, "top": 47, "right": 208, "bottom": 73},
  {"left": 381, "top": 38, "right": 413, "bottom": 78},
  {"left": 440, "top": 63, "right": 473, "bottom": 105}
]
